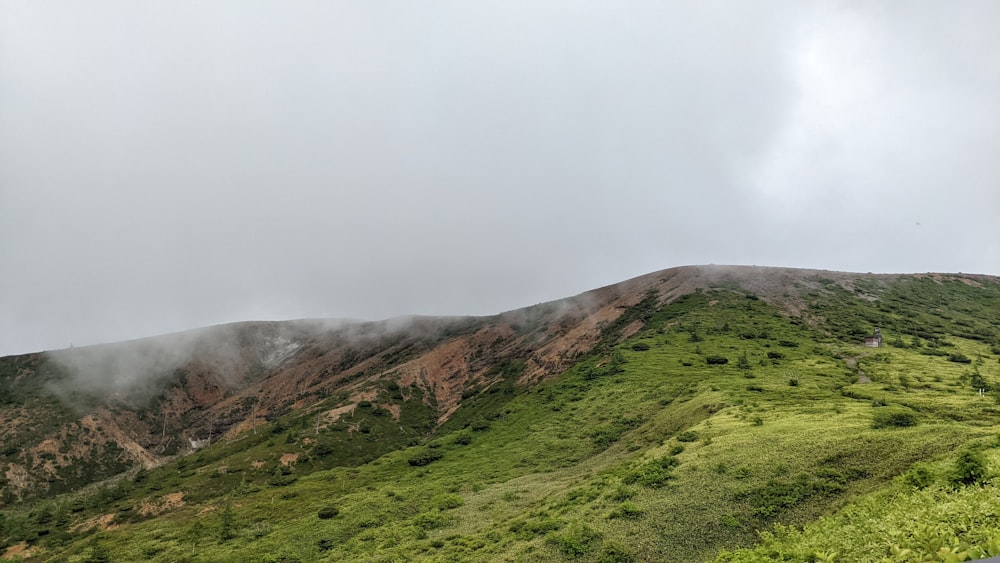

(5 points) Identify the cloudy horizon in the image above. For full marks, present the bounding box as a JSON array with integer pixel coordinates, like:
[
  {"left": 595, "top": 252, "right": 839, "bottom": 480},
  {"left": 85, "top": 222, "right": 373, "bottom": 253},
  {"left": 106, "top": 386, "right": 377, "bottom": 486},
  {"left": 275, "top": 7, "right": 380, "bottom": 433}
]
[{"left": 2, "top": 1, "right": 998, "bottom": 356}]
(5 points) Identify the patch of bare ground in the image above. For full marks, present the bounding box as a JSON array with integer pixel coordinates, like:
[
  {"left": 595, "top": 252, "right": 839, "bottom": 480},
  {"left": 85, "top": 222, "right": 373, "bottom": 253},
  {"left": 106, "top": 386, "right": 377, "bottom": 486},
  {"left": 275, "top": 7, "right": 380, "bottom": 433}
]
[
  {"left": 382, "top": 403, "right": 401, "bottom": 420},
  {"left": 81, "top": 411, "right": 160, "bottom": 468},
  {"left": 320, "top": 404, "right": 356, "bottom": 427},
  {"left": 2, "top": 542, "right": 35, "bottom": 560},
  {"left": 138, "top": 491, "right": 186, "bottom": 517},
  {"left": 279, "top": 453, "right": 299, "bottom": 466},
  {"left": 394, "top": 330, "right": 504, "bottom": 423},
  {"left": 71, "top": 513, "right": 118, "bottom": 533},
  {"left": 4, "top": 463, "right": 29, "bottom": 491},
  {"left": 221, "top": 417, "right": 266, "bottom": 440}
]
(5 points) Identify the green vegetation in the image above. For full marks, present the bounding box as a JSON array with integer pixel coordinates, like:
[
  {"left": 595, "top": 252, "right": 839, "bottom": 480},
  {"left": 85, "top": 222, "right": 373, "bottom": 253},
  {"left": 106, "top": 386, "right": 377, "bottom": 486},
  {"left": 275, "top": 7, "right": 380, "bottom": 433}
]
[{"left": 1, "top": 272, "right": 999, "bottom": 561}]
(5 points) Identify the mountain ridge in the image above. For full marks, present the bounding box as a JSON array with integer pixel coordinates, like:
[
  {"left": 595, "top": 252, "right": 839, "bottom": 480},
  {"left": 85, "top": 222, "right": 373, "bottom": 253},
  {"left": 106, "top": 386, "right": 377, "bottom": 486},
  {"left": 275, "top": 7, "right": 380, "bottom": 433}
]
[{"left": 2, "top": 264, "right": 1000, "bottom": 561}]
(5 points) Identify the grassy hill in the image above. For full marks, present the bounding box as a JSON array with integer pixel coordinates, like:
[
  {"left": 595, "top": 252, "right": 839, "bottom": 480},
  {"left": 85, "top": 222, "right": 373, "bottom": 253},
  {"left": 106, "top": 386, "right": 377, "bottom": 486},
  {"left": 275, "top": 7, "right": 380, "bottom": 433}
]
[{"left": 1, "top": 266, "right": 999, "bottom": 561}]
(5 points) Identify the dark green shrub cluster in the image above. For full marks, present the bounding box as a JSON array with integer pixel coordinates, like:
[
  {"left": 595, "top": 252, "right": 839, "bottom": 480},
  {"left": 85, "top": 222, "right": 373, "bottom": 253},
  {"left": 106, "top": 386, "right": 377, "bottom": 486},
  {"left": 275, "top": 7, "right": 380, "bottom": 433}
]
[
  {"left": 904, "top": 464, "right": 934, "bottom": 489},
  {"left": 705, "top": 355, "right": 729, "bottom": 365},
  {"left": 414, "top": 512, "right": 448, "bottom": 530},
  {"left": 872, "top": 408, "right": 918, "bottom": 429},
  {"left": 432, "top": 493, "right": 464, "bottom": 510},
  {"left": 509, "top": 517, "right": 561, "bottom": 539},
  {"left": 676, "top": 431, "right": 698, "bottom": 442},
  {"left": 744, "top": 474, "right": 845, "bottom": 519},
  {"left": 951, "top": 451, "right": 988, "bottom": 486},
  {"left": 623, "top": 455, "right": 679, "bottom": 487},
  {"left": 317, "top": 506, "right": 339, "bottom": 519},
  {"left": 607, "top": 501, "right": 644, "bottom": 520},
  {"left": 550, "top": 523, "right": 601, "bottom": 557},
  {"left": 631, "top": 342, "right": 651, "bottom": 351},
  {"left": 598, "top": 541, "right": 636, "bottom": 563},
  {"left": 407, "top": 450, "right": 443, "bottom": 467}
]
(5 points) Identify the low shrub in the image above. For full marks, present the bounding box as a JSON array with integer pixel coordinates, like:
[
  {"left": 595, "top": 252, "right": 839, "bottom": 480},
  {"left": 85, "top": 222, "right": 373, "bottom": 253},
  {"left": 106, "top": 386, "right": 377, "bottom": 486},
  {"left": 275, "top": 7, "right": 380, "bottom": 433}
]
[
  {"left": 407, "top": 450, "right": 443, "bottom": 467},
  {"left": 598, "top": 541, "right": 636, "bottom": 563},
  {"left": 623, "top": 455, "right": 678, "bottom": 488},
  {"left": 433, "top": 493, "right": 464, "bottom": 510},
  {"left": 904, "top": 464, "right": 934, "bottom": 489},
  {"left": 952, "top": 451, "right": 988, "bottom": 487},
  {"left": 414, "top": 512, "right": 448, "bottom": 530},
  {"left": 550, "top": 523, "right": 601, "bottom": 557},
  {"left": 948, "top": 353, "right": 972, "bottom": 364},
  {"left": 317, "top": 506, "right": 339, "bottom": 519},
  {"left": 872, "top": 408, "right": 918, "bottom": 429},
  {"left": 607, "top": 502, "right": 644, "bottom": 520}
]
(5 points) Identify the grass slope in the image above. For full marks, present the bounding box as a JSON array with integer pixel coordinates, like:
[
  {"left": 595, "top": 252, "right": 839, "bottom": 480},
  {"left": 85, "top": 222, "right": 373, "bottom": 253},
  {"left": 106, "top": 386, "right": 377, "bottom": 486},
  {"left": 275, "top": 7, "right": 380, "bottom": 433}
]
[{"left": 3, "top": 275, "right": 1000, "bottom": 562}]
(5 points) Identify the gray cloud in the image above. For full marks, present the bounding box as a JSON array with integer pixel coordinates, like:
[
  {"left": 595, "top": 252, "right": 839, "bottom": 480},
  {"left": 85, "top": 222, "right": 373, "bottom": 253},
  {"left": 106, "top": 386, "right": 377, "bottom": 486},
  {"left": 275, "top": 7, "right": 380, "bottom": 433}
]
[{"left": 2, "top": 1, "right": 998, "bottom": 356}]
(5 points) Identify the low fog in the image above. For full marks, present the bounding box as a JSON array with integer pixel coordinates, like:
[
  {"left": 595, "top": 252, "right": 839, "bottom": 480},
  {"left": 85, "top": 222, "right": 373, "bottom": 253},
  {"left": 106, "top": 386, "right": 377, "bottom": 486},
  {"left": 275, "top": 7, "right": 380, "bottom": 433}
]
[{"left": 2, "top": 2, "right": 998, "bottom": 356}]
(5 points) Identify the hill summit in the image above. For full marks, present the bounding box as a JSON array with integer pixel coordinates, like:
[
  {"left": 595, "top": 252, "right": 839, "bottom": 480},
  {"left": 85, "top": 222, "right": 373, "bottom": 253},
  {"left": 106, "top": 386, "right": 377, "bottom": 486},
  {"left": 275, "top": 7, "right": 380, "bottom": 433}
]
[{"left": 2, "top": 265, "right": 1000, "bottom": 561}]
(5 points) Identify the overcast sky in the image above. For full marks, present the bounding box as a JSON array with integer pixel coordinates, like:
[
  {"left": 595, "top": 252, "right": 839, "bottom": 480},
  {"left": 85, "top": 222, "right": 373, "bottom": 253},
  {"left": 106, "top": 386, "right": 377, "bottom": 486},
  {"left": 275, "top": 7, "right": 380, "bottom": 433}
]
[{"left": 2, "top": 1, "right": 998, "bottom": 356}]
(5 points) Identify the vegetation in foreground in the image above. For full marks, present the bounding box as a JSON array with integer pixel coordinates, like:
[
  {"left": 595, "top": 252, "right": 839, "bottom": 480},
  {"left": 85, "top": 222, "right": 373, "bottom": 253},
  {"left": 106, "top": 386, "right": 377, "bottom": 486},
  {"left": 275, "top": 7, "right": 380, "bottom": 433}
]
[{"left": 1, "top": 271, "right": 999, "bottom": 561}]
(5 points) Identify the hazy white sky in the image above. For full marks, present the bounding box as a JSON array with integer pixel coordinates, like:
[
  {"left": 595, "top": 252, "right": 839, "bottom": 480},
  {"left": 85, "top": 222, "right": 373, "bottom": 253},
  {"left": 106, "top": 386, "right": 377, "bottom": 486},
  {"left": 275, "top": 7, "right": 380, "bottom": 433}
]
[{"left": 2, "top": 1, "right": 998, "bottom": 356}]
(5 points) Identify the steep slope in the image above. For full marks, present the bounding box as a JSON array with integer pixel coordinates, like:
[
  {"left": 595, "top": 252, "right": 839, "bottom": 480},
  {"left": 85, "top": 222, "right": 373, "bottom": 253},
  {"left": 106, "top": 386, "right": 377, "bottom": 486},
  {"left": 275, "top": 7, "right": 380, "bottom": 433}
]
[
  {"left": 1, "top": 265, "right": 999, "bottom": 561},
  {"left": 0, "top": 265, "right": 776, "bottom": 503}
]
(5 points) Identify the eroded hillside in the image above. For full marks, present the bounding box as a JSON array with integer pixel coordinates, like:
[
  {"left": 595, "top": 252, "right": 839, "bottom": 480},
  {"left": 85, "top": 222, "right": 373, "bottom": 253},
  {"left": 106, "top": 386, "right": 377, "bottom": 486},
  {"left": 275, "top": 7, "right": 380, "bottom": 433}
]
[{"left": 2, "top": 265, "right": 999, "bottom": 561}]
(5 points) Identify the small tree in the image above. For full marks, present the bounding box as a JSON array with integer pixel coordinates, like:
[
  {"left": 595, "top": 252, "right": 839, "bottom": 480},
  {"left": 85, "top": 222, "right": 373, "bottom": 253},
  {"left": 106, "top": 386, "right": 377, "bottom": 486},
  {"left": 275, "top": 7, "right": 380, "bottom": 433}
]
[
  {"left": 952, "top": 451, "right": 988, "bottom": 487},
  {"left": 83, "top": 536, "right": 111, "bottom": 563},
  {"left": 219, "top": 502, "right": 237, "bottom": 542},
  {"left": 186, "top": 519, "right": 206, "bottom": 555},
  {"left": 736, "top": 352, "right": 752, "bottom": 371}
]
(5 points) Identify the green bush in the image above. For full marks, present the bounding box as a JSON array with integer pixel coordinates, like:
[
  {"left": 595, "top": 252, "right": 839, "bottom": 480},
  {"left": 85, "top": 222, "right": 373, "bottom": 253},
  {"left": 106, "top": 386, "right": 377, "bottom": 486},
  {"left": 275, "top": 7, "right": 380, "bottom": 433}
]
[
  {"left": 433, "top": 493, "right": 464, "bottom": 510},
  {"left": 413, "top": 512, "right": 448, "bottom": 530},
  {"left": 952, "top": 451, "right": 988, "bottom": 486},
  {"left": 607, "top": 501, "right": 644, "bottom": 520},
  {"left": 407, "top": 450, "right": 443, "bottom": 467},
  {"left": 706, "top": 355, "right": 729, "bottom": 365},
  {"left": 598, "top": 541, "right": 636, "bottom": 563},
  {"left": 631, "top": 342, "right": 651, "bottom": 351},
  {"left": 904, "top": 464, "right": 934, "bottom": 489},
  {"left": 949, "top": 353, "right": 972, "bottom": 364},
  {"left": 872, "top": 408, "right": 918, "bottom": 429},
  {"left": 317, "top": 506, "right": 339, "bottom": 519},
  {"left": 623, "top": 455, "right": 678, "bottom": 488},
  {"left": 676, "top": 431, "right": 698, "bottom": 442},
  {"left": 550, "top": 523, "right": 601, "bottom": 557}
]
